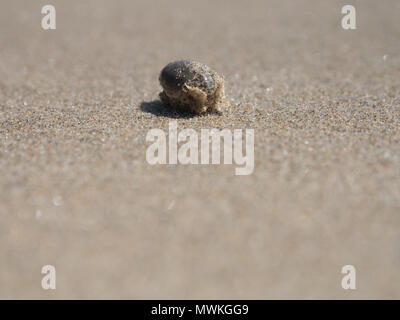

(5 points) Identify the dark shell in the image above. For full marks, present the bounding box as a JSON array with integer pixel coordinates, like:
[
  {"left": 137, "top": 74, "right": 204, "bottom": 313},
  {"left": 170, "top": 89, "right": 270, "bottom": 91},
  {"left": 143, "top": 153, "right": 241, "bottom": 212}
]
[
  {"left": 159, "top": 60, "right": 216, "bottom": 96},
  {"left": 158, "top": 60, "right": 227, "bottom": 114}
]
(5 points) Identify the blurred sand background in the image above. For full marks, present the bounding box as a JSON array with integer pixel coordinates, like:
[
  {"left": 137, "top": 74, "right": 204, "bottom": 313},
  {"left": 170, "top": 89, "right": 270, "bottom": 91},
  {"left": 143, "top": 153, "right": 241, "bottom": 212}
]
[{"left": 0, "top": 0, "right": 399, "bottom": 299}]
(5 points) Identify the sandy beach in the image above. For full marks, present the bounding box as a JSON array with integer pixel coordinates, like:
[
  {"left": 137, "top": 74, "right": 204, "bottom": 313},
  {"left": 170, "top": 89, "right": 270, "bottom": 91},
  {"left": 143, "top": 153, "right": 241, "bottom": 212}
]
[{"left": 0, "top": 0, "right": 399, "bottom": 299}]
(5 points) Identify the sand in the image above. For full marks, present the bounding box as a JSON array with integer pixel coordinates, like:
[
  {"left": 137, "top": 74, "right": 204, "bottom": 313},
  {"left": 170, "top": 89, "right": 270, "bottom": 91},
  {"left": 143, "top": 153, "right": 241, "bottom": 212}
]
[{"left": 0, "top": 0, "right": 399, "bottom": 299}]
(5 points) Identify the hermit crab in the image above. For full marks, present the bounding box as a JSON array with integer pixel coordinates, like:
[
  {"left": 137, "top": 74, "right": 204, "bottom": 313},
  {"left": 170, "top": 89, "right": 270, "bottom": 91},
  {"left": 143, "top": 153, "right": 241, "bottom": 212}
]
[{"left": 159, "top": 60, "right": 229, "bottom": 114}]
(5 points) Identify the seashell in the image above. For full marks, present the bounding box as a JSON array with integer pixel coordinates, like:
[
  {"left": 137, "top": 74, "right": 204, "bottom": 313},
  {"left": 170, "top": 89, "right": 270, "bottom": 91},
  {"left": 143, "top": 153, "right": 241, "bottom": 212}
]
[{"left": 159, "top": 60, "right": 229, "bottom": 114}]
